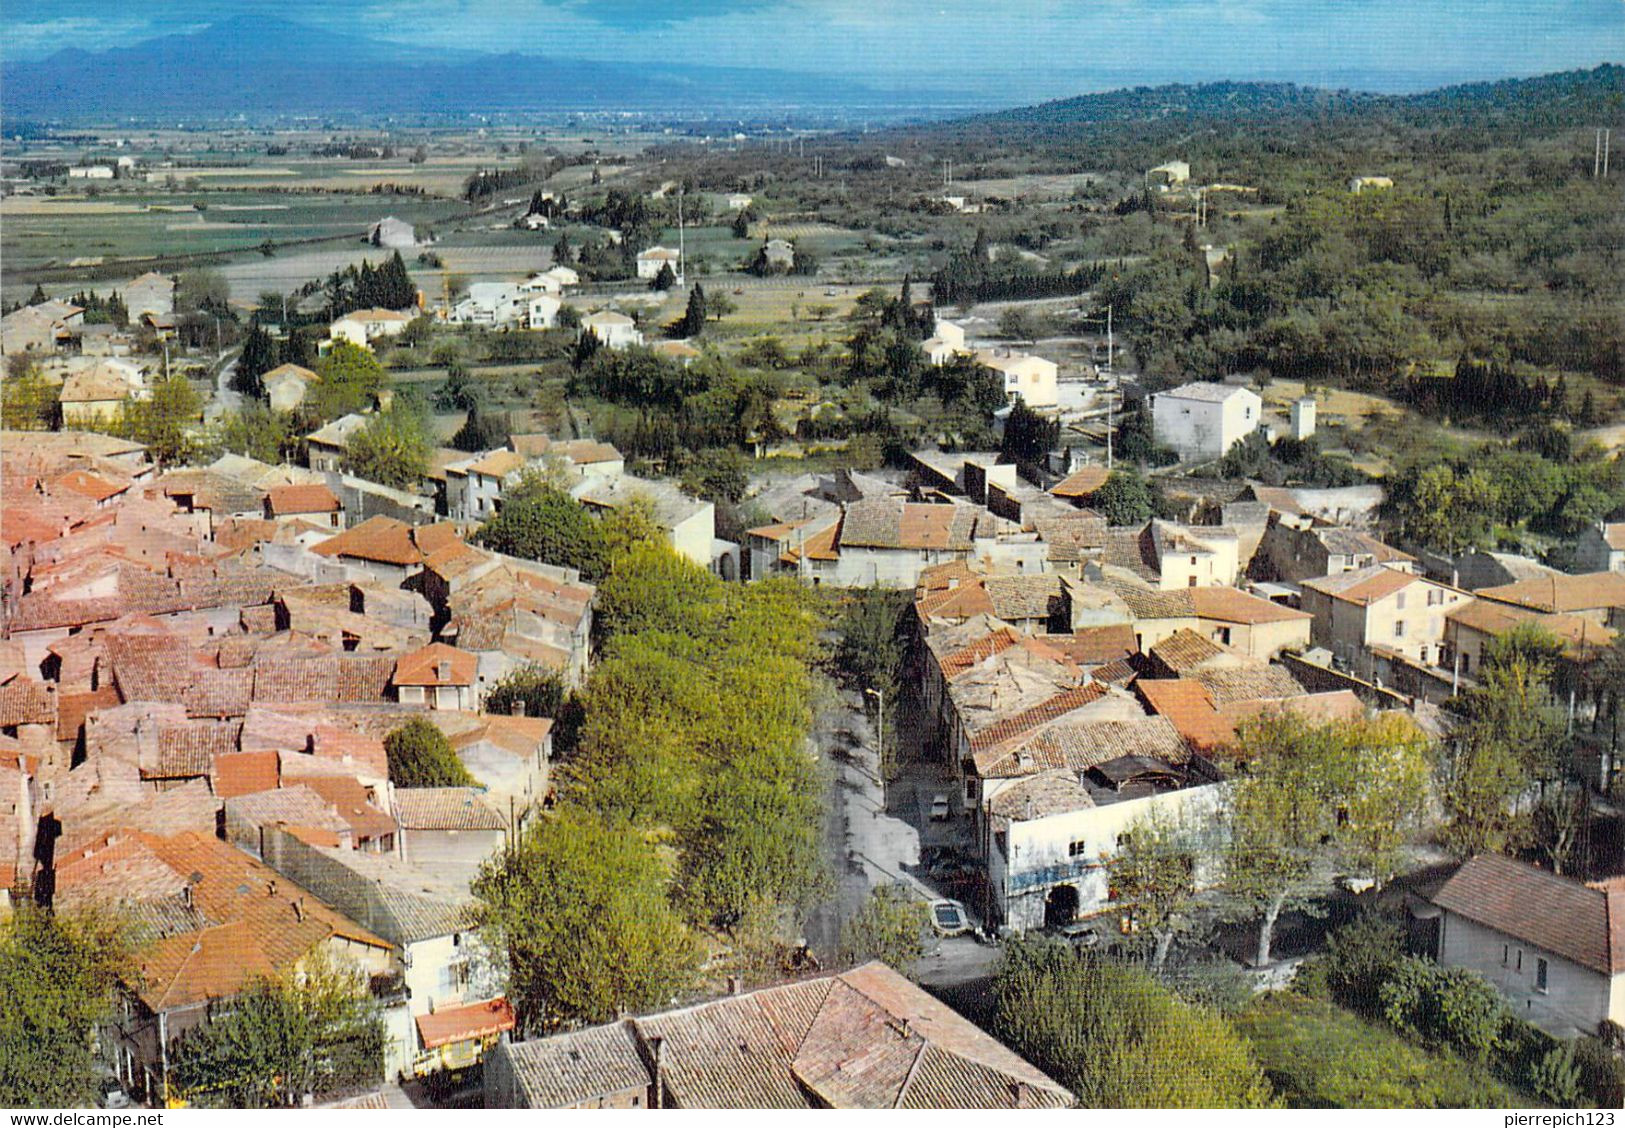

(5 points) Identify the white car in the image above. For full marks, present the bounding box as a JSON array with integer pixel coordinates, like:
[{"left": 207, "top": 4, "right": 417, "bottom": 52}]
[{"left": 929, "top": 794, "right": 951, "bottom": 821}]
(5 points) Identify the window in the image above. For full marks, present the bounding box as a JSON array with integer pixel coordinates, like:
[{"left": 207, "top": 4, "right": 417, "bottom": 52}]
[
  {"left": 1067, "top": 840, "right": 1088, "bottom": 857},
  {"left": 1394, "top": 620, "right": 1406, "bottom": 638},
  {"left": 1516, "top": 950, "right": 1523, "bottom": 972},
  {"left": 1536, "top": 958, "right": 1549, "bottom": 992},
  {"left": 1218, "top": 627, "right": 1232, "bottom": 646},
  {"left": 1188, "top": 576, "right": 1198, "bottom": 588},
  {"left": 1395, "top": 591, "right": 1406, "bottom": 611},
  {"left": 1501, "top": 944, "right": 1509, "bottom": 967}
]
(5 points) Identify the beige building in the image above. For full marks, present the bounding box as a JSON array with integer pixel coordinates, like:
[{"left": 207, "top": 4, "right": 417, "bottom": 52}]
[
  {"left": 1114, "top": 584, "right": 1312, "bottom": 659},
  {"left": 263, "top": 362, "right": 318, "bottom": 414},
  {"left": 1299, "top": 564, "right": 1470, "bottom": 669},
  {"left": 58, "top": 360, "right": 145, "bottom": 426},
  {"left": 975, "top": 348, "right": 1059, "bottom": 409},
  {"left": 580, "top": 310, "right": 644, "bottom": 350}
]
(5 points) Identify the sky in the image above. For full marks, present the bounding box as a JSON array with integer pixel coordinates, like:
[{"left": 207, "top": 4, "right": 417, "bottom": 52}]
[{"left": 5, "top": 0, "right": 1621, "bottom": 103}]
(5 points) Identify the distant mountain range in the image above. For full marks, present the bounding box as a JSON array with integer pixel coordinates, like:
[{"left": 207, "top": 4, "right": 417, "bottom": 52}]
[
  {"left": 0, "top": 15, "right": 892, "bottom": 121},
  {"left": 5, "top": 18, "right": 1618, "bottom": 129},
  {"left": 952, "top": 65, "right": 1623, "bottom": 132}
]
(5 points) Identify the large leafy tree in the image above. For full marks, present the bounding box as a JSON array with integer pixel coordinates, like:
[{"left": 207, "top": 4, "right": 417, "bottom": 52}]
[
  {"left": 210, "top": 404, "right": 292, "bottom": 465},
  {"left": 989, "top": 940, "right": 1275, "bottom": 1108},
  {"left": 167, "top": 959, "right": 385, "bottom": 1108},
  {"left": 473, "top": 471, "right": 612, "bottom": 579},
  {"left": 113, "top": 374, "right": 204, "bottom": 466},
  {"left": 384, "top": 717, "right": 479, "bottom": 788},
  {"left": 341, "top": 407, "right": 430, "bottom": 490},
  {"left": 307, "top": 340, "right": 387, "bottom": 421},
  {"left": 1092, "top": 469, "right": 1156, "bottom": 525},
  {"left": 2, "top": 359, "right": 57, "bottom": 430},
  {"left": 1107, "top": 812, "right": 1200, "bottom": 969},
  {"left": 475, "top": 812, "right": 701, "bottom": 1030},
  {"left": 0, "top": 907, "right": 131, "bottom": 1107}
]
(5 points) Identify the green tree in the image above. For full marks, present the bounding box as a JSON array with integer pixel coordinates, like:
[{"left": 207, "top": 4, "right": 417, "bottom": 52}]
[
  {"left": 838, "top": 886, "right": 929, "bottom": 974},
  {"left": 309, "top": 340, "right": 387, "bottom": 421},
  {"left": 235, "top": 323, "right": 277, "bottom": 398},
  {"left": 475, "top": 812, "right": 701, "bottom": 1029},
  {"left": 1093, "top": 469, "right": 1155, "bottom": 525},
  {"left": 167, "top": 959, "right": 385, "bottom": 1107},
  {"left": 473, "top": 471, "right": 611, "bottom": 579},
  {"left": 384, "top": 717, "right": 478, "bottom": 788},
  {"left": 678, "top": 447, "right": 747, "bottom": 504},
  {"left": 342, "top": 408, "right": 430, "bottom": 490},
  {"left": 211, "top": 404, "right": 292, "bottom": 465},
  {"left": 114, "top": 374, "right": 203, "bottom": 466},
  {"left": 676, "top": 282, "right": 708, "bottom": 337},
  {"left": 0, "top": 907, "right": 131, "bottom": 1107},
  {"left": 2, "top": 360, "right": 57, "bottom": 430},
  {"left": 989, "top": 941, "right": 1275, "bottom": 1108},
  {"left": 731, "top": 209, "right": 751, "bottom": 239},
  {"left": 483, "top": 664, "right": 567, "bottom": 721},
  {"left": 1108, "top": 813, "right": 1200, "bottom": 969},
  {"left": 176, "top": 267, "right": 230, "bottom": 315},
  {"left": 651, "top": 261, "right": 677, "bottom": 292}
]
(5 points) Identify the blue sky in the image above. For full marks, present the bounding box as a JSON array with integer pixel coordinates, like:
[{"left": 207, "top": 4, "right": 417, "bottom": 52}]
[{"left": 5, "top": 0, "right": 1620, "bottom": 101}]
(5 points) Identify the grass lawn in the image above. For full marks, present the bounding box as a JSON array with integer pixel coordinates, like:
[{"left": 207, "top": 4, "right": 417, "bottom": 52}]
[{"left": 1235, "top": 993, "right": 1536, "bottom": 1109}]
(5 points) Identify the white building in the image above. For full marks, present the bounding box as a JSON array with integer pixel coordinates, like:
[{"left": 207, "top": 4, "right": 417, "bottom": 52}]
[
  {"left": 68, "top": 166, "right": 115, "bottom": 180},
  {"left": 975, "top": 349, "right": 1059, "bottom": 409},
  {"left": 1148, "top": 160, "right": 1191, "bottom": 189},
  {"left": 331, "top": 308, "right": 414, "bottom": 349},
  {"left": 1150, "top": 382, "right": 1261, "bottom": 462},
  {"left": 526, "top": 294, "right": 561, "bottom": 330},
  {"left": 368, "top": 216, "right": 417, "bottom": 248},
  {"left": 635, "top": 246, "right": 682, "bottom": 281},
  {"left": 451, "top": 284, "right": 526, "bottom": 327},
  {"left": 580, "top": 311, "right": 643, "bottom": 351},
  {"left": 572, "top": 474, "right": 715, "bottom": 568},
  {"left": 923, "top": 319, "right": 969, "bottom": 365},
  {"left": 1434, "top": 854, "right": 1625, "bottom": 1038}
]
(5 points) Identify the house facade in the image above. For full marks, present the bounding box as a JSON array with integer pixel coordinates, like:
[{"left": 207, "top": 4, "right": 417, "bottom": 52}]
[
  {"left": 1151, "top": 382, "right": 1261, "bottom": 462},
  {"left": 1299, "top": 565, "right": 1470, "bottom": 670}
]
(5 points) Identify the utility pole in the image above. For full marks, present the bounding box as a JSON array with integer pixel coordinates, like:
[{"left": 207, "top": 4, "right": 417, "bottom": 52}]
[
  {"left": 1605, "top": 129, "right": 1612, "bottom": 178},
  {"left": 677, "top": 186, "right": 686, "bottom": 287},
  {"left": 1597, "top": 129, "right": 1604, "bottom": 178},
  {"left": 866, "top": 686, "right": 886, "bottom": 786}
]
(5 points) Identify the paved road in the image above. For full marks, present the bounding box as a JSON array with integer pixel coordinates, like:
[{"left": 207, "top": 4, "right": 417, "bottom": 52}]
[{"left": 207, "top": 352, "right": 242, "bottom": 422}]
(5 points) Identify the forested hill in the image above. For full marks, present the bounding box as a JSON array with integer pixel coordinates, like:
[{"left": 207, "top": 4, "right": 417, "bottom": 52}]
[{"left": 906, "top": 65, "right": 1622, "bottom": 141}]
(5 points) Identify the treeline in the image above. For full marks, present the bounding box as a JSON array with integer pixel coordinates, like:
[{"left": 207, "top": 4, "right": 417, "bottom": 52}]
[
  {"left": 930, "top": 229, "right": 1107, "bottom": 305},
  {"left": 1407, "top": 354, "right": 1599, "bottom": 428},
  {"left": 475, "top": 534, "right": 829, "bottom": 1029}
]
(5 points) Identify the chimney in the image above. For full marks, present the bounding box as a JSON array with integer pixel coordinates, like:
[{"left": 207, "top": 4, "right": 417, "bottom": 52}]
[
  {"left": 726, "top": 975, "right": 741, "bottom": 996},
  {"left": 293, "top": 897, "right": 305, "bottom": 922},
  {"left": 510, "top": 698, "right": 525, "bottom": 717}
]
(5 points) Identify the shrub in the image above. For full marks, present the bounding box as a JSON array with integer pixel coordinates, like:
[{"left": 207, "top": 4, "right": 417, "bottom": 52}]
[
  {"left": 384, "top": 717, "right": 479, "bottom": 788},
  {"left": 1324, "top": 914, "right": 1406, "bottom": 1016},
  {"left": 1379, "top": 957, "right": 1509, "bottom": 1063},
  {"left": 1528, "top": 1042, "right": 1582, "bottom": 1106},
  {"left": 1571, "top": 1036, "right": 1625, "bottom": 1109}
]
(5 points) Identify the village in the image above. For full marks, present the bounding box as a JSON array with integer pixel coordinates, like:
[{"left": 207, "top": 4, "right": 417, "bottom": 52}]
[{"left": 1, "top": 17, "right": 1623, "bottom": 1111}]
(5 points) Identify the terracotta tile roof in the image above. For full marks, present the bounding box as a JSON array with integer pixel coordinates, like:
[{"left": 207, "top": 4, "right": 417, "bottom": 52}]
[
  {"left": 212, "top": 749, "right": 281, "bottom": 799},
  {"left": 1137, "top": 678, "right": 1230, "bottom": 751},
  {"left": 839, "top": 500, "right": 983, "bottom": 552},
  {"left": 1446, "top": 601, "right": 1614, "bottom": 655},
  {"left": 982, "top": 575, "right": 1064, "bottom": 621},
  {"left": 310, "top": 516, "right": 461, "bottom": 567},
  {"left": 57, "top": 685, "right": 120, "bottom": 741},
  {"left": 298, "top": 775, "right": 396, "bottom": 841},
  {"left": 1433, "top": 854, "right": 1625, "bottom": 976},
  {"left": 446, "top": 714, "right": 553, "bottom": 758},
  {"left": 1035, "top": 512, "right": 1109, "bottom": 563},
  {"left": 1477, "top": 572, "right": 1625, "bottom": 615},
  {"left": 182, "top": 667, "right": 255, "bottom": 717},
  {"left": 968, "top": 683, "right": 1110, "bottom": 754},
  {"left": 986, "top": 771, "right": 1096, "bottom": 819},
  {"left": 467, "top": 449, "right": 527, "bottom": 479},
  {"left": 392, "top": 642, "right": 477, "bottom": 687},
  {"left": 128, "top": 831, "right": 390, "bottom": 1012},
  {"left": 224, "top": 785, "right": 348, "bottom": 837},
  {"left": 493, "top": 962, "right": 1071, "bottom": 1109},
  {"left": 1093, "top": 657, "right": 1139, "bottom": 685},
  {"left": 53, "top": 470, "right": 130, "bottom": 503},
  {"left": 938, "top": 628, "right": 1023, "bottom": 681},
  {"left": 1189, "top": 586, "right": 1312, "bottom": 625},
  {"left": 1190, "top": 664, "right": 1305, "bottom": 706},
  {"left": 416, "top": 997, "right": 516, "bottom": 1049},
  {"left": 1302, "top": 565, "right": 1420, "bottom": 605},
  {"left": 1037, "top": 625, "right": 1138, "bottom": 667},
  {"left": 393, "top": 787, "right": 505, "bottom": 831},
  {"left": 145, "top": 720, "right": 240, "bottom": 780},
  {"left": 1149, "top": 629, "right": 1233, "bottom": 675},
  {"left": 0, "top": 678, "right": 57, "bottom": 726},
  {"left": 1050, "top": 466, "right": 1110, "bottom": 499},
  {"left": 981, "top": 715, "right": 1188, "bottom": 779},
  {"left": 265, "top": 483, "right": 341, "bottom": 515}
]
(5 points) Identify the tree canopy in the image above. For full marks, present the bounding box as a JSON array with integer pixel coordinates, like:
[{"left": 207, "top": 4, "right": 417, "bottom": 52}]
[{"left": 384, "top": 717, "right": 479, "bottom": 788}]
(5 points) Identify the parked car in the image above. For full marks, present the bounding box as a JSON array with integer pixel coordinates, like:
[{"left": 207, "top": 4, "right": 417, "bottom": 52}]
[
  {"left": 930, "top": 899, "right": 971, "bottom": 936},
  {"left": 98, "top": 1078, "right": 134, "bottom": 1109},
  {"left": 929, "top": 794, "right": 951, "bottom": 821}
]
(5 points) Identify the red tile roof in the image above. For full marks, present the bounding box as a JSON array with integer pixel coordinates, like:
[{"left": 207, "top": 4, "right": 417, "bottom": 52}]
[
  {"left": 392, "top": 642, "right": 477, "bottom": 687},
  {"left": 212, "top": 749, "right": 280, "bottom": 799},
  {"left": 969, "top": 683, "right": 1109, "bottom": 754},
  {"left": 1433, "top": 854, "right": 1625, "bottom": 976},
  {"left": 416, "top": 997, "right": 516, "bottom": 1049},
  {"left": 1049, "top": 466, "right": 1109, "bottom": 499},
  {"left": 265, "top": 483, "right": 341, "bottom": 516}
]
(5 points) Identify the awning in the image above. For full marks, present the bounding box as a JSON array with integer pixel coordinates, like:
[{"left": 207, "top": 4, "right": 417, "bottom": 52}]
[{"left": 415, "top": 997, "right": 516, "bottom": 1049}]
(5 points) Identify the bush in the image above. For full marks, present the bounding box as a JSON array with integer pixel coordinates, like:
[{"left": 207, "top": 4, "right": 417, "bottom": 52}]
[
  {"left": 384, "top": 717, "right": 479, "bottom": 788},
  {"left": 1572, "top": 1036, "right": 1625, "bottom": 1108},
  {"left": 1236, "top": 993, "right": 1531, "bottom": 1108},
  {"left": 1379, "top": 957, "right": 1510, "bottom": 1063},
  {"left": 1528, "top": 1041, "right": 1582, "bottom": 1106},
  {"left": 1323, "top": 914, "right": 1406, "bottom": 1016}
]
